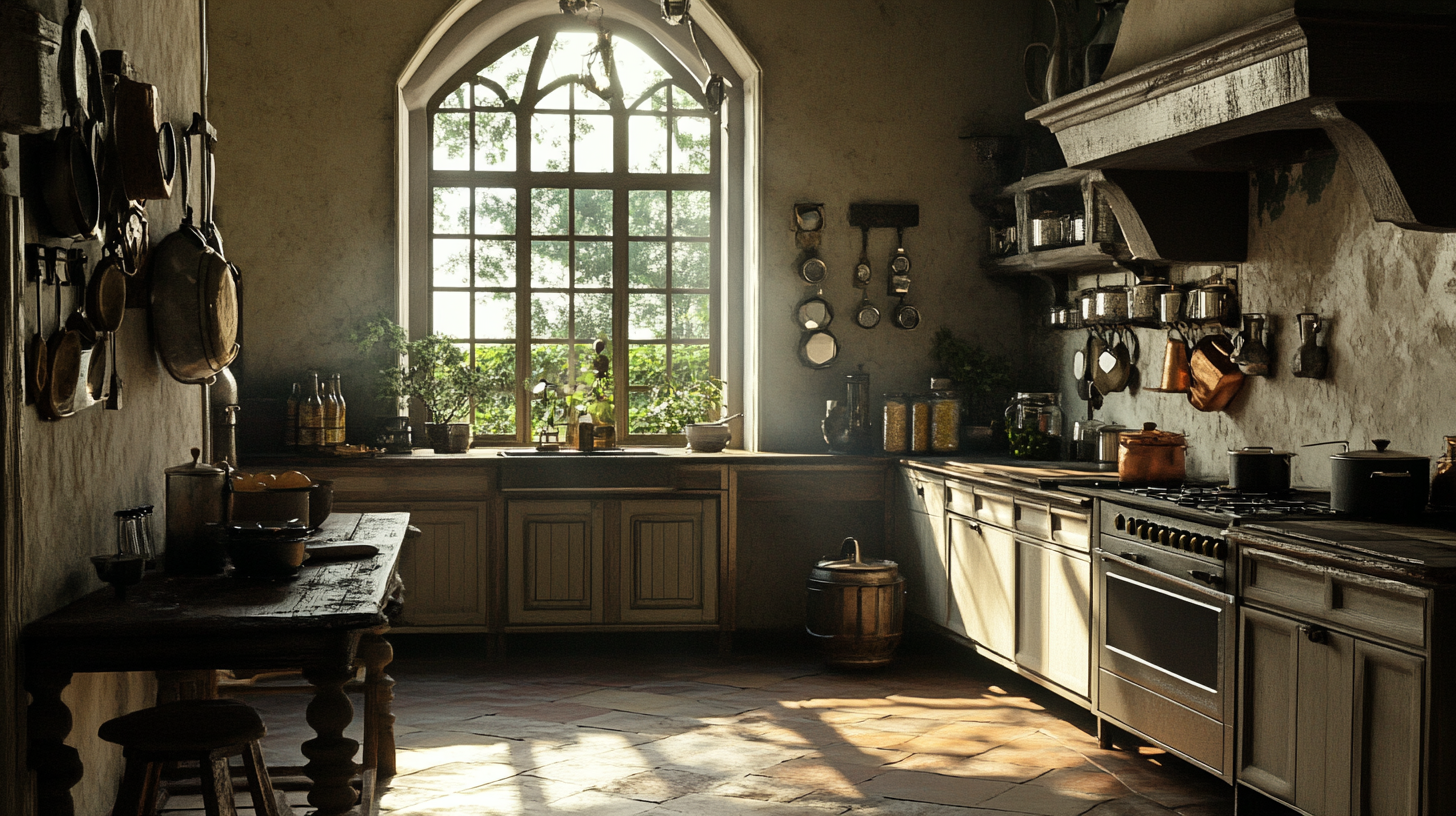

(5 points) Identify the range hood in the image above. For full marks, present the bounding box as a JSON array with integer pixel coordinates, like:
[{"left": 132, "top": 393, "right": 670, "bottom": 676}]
[{"left": 1028, "top": 8, "right": 1456, "bottom": 232}]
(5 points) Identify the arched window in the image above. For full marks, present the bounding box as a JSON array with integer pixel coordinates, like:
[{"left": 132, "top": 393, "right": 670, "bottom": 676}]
[{"left": 425, "top": 16, "right": 722, "bottom": 443}]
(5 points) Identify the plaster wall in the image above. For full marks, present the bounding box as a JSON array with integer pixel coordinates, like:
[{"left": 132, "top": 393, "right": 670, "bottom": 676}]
[
  {"left": 1043, "top": 158, "right": 1456, "bottom": 488},
  {"left": 206, "top": 0, "right": 1034, "bottom": 452},
  {"left": 10, "top": 0, "right": 205, "bottom": 811}
]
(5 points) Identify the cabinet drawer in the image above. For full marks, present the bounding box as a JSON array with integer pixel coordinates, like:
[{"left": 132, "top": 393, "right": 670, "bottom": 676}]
[
  {"left": 1049, "top": 506, "right": 1091, "bottom": 552},
  {"left": 1242, "top": 548, "right": 1427, "bottom": 649},
  {"left": 1014, "top": 499, "right": 1051, "bottom": 540},
  {"left": 947, "top": 482, "right": 1016, "bottom": 529},
  {"left": 905, "top": 470, "right": 945, "bottom": 517}
]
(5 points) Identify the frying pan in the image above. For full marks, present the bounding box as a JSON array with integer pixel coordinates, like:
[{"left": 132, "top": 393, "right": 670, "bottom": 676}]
[
  {"left": 40, "top": 261, "right": 83, "bottom": 421},
  {"left": 86, "top": 251, "right": 127, "bottom": 333},
  {"left": 42, "top": 118, "right": 101, "bottom": 240},
  {"left": 115, "top": 77, "right": 176, "bottom": 200}
]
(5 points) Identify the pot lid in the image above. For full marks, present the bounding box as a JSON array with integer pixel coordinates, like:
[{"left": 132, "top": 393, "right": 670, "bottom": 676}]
[
  {"left": 1229, "top": 446, "right": 1295, "bottom": 457},
  {"left": 1333, "top": 439, "right": 1429, "bottom": 461},
  {"left": 1119, "top": 422, "right": 1186, "bottom": 446},
  {"left": 813, "top": 537, "right": 898, "bottom": 579},
  {"left": 166, "top": 447, "right": 224, "bottom": 475}
]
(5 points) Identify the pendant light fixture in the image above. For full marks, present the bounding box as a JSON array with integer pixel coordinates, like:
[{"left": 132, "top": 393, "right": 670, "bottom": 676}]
[{"left": 660, "top": 0, "right": 729, "bottom": 113}]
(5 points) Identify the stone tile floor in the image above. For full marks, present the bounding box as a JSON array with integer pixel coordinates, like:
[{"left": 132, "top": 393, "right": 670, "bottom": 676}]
[{"left": 169, "top": 634, "right": 1234, "bottom": 816}]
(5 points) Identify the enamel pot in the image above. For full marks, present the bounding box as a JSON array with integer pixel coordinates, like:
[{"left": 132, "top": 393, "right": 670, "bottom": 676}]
[{"left": 1327, "top": 440, "right": 1431, "bottom": 517}]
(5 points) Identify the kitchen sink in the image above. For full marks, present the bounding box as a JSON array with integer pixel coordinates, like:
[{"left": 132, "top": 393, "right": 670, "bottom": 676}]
[{"left": 499, "top": 449, "right": 663, "bottom": 457}]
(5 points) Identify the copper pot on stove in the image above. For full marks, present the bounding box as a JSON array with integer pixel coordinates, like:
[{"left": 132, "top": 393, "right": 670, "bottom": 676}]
[{"left": 1118, "top": 423, "right": 1187, "bottom": 486}]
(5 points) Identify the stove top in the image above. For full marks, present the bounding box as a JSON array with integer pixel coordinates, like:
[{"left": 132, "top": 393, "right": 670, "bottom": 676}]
[{"left": 1118, "top": 485, "right": 1338, "bottom": 519}]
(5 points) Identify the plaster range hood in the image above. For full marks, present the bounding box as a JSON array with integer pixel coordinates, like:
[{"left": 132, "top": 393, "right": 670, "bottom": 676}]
[{"left": 1027, "top": 7, "right": 1456, "bottom": 249}]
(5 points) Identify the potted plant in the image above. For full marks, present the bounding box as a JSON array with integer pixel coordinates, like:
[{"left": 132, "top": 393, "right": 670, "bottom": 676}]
[
  {"left": 353, "top": 317, "right": 507, "bottom": 453},
  {"left": 931, "top": 327, "right": 1013, "bottom": 450}
]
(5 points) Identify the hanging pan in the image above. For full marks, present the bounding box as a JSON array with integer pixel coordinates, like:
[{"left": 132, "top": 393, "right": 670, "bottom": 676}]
[{"left": 40, "top": 259, "right": 83, "bottom": 420}]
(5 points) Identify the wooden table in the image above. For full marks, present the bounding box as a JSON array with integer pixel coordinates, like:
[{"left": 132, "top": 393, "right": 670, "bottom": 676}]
[{"left": 23, "top": 512, "right": 409, "bottom": 816}]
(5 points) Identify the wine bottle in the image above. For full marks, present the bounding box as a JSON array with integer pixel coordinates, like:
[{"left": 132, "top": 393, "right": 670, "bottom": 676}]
[
  {"left": 332, "top": 373, "right": 347, "bottom": 445},
  {"left": 322, "top": 377, "right": 341, "bottom": 446},
  {"left": 298, "top": 372, "right": 324, "bottom": 448}
]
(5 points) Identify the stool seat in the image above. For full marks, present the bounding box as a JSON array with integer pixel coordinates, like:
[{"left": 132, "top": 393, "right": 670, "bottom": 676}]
[
  {"left": 99, "top": 699, "right": 289, "bottom": 816},
  {"left": 99, "top": 698, "right": 266, "bottom": 755}
]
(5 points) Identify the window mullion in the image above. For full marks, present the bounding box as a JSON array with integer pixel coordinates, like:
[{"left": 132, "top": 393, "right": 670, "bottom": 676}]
[
  {"left": 514, "top": 104, "right": 532, "bottom": 443},
  {"left": 612, "top": 97, "right": 630, "bottom": 440}
]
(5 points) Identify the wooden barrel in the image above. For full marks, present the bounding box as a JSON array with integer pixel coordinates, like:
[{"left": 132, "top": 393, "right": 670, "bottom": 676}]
[{"left": 806, "top": 537, "right": 905, "bottom": 668}]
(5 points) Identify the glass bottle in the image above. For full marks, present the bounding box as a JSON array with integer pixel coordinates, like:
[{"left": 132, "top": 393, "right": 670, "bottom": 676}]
[
  {"left": 882, "top": 394, "right": 908, "bottom": 454},
  {"left": 321, "top": 377, "right": 341, "bottom": 447},
  {"left": 332, "top": 373, "right": 347, "bottom": 445},
  {"left": 284, "top": 382, "right": 300, "bottom": 447},
  {"left": 298, "top": 372, "right": 324, "bottom": 448},
  {"left": 1430, "top": 436, "right": 1456, "bottom": 510}
]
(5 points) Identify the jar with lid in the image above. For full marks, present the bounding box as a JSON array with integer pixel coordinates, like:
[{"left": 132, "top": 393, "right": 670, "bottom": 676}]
[
  {"left": 1003, "top": 392, "right": 1063, "bottom": 460},
  {"left": 929, "top": 387, "right": 962, "bottom": 454},
  {"left": 909, "top": 396, "right": 931, "bottom": 454},
  {"left": 882, "top": 394, "right": 908, "bottom": 454}
]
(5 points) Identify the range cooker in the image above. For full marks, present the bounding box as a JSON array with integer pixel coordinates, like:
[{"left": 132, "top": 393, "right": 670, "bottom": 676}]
[{"left": 1069, "top": 483, "right": 1337, "bottom": 784}]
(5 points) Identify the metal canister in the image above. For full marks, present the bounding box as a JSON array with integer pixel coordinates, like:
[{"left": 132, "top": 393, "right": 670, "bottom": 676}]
[
  {"left": 806, "top": 537, "right": 905, "bottom": 668},
  {"left": 164, "top": 447, "right": 228, "bottom": 575}
]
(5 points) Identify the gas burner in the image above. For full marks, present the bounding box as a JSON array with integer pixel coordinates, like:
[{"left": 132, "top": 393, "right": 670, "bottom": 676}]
[{"left": 1118, "top": 484, "right": 1335, "bottom": 518}]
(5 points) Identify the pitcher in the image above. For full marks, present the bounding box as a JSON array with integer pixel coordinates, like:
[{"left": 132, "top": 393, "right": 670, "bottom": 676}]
[{"left": 1024, "top": 0, "right": 1083, "bottom": 104}]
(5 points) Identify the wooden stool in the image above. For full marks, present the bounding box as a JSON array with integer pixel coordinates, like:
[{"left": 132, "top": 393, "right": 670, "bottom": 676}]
[{"left": 98, "top": 698, "right": 290, "bottom": 816}]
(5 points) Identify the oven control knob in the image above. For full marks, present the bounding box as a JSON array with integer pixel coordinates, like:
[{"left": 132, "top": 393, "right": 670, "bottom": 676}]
[
  {"left": 1178, "top": 532, "right": 1192, "bottom": 550},
  {"left": 1213, "top": 540, "right": 1227, "bottom": 559},
  {"left": 1159, "top": 528, "right": 1173, "bottom": 546},
  {"left": 1114, "top": 514, "right": 1126, "bottom": 531},
  {"left": 1138, "top": 523, "right": 1151, "bottom": 540},
  {"left": 1191, "top": 535, "right": 1207, "bottom": 553}
]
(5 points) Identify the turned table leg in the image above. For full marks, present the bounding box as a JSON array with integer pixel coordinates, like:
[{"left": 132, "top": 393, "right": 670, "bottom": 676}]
[
  {"left": 26, "top": 668, "right": 82, "bottom": 816},
  {"left": 358, "top": 630, "right": 396, "bottom": 779},
  {"left": 301, "top": 663, "right": 359, "bottom": 816}
]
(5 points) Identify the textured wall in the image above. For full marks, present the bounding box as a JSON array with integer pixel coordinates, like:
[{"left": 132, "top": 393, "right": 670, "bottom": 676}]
[
  {"left": 207, "top": 0, "right": 1034, "bottom": 451},
  {"left": 13, "top": 0, "right": 205, "bottom": 811},
  {"left": 1044, "top": 158, "right": 1456, "bottom": 487}
]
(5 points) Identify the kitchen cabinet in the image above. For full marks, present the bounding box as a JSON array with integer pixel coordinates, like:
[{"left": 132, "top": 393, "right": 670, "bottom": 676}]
[
  {"left": 1016, "top": 538, "right": 1091, "bottom": 699},
  {"left": 892, "top": 467, "right": 947, "bottom": 626},
  {"left": 1239, "top": 549, "right": 1426, "bottom": 815},
  {"left": 947, "top": 513, "right": 1014, "bottom": 660},
  {"left": 335, "top": 501, "right": 489, "bottom": 627},
  {"left": 505, "top": 497, "right": 718, "bottom": 628}
]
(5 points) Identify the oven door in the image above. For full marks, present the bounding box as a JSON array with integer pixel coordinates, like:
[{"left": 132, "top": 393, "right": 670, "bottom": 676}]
[{"left": 1096, "top": 548, "right": 1236, "bottom": 779}]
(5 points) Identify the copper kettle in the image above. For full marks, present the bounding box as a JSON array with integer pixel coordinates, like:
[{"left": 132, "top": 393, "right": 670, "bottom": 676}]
[
  {"left": 1145, "top": 328, "right": 1191, "bottom": 393},
  {"left": 1188, "top": 334, "right": 1244, "bottom": 412}
]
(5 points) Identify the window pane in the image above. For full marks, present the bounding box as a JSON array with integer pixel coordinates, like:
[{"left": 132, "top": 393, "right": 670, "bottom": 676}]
[
  {"left": 474, "top": 188, "right": 516, "bottom": 235},
  {"left": 575, "top": 242, "right": 612, "bottom": 288},
  {"left": 672, "top": 343, "right": 711, "bottom": 384},
  {"left": 538, "top": 85, "right": 570, "bottom": 110},
  {"left": 532, "top": 293, "right": 570, "bottom": 339},
  {"left": 541, "top": 31, "right": 599, "bottom": 88},
  {"left": 433, "top": 291, "right": 471, "bottom": 338},
  {"left": 575, "top": 115, "right": 612, "bottom": 173},
  {"left": 629, "top": 115, "right": 666, "bottom": 173},
  {"left": 475, "top": 239, "right": 516, "bottom": 287},
  {"left": 532, "top": 241, "right": 570, "bottom": 288},
  {"left": 475, "top": 292, "right": 516, "bottom": 339},
  {"left": 531, "top": 343, "right": 570, "bottom": 385},
  {"left": 532, "top": 113, "right": 570, "bottom": 172},
  {"left": 628, "top": 392, "right": 659, "bottom": 434},
  {"left": 531, "top": 188, "right": 569, "bottom": 235},
  {"left": 672, "top": 241, "right": 709, "bottom": 289},
  {"left": 432, "top": 113, "right": 470, "bottom": 170},
  {"left": 673, "top": 294, "right": 711, "bottom": 339},
  {"left": 630, "top": 293, "right": 666, "bottom": 339},
  {"left": 433, "top": 187, "right": 471, "bottom": 234},
  {"left": 574, "top": 81, "right": 610, "bottom": 111},
  {"left": 613, "top": 39, "right": 669, "bottom": 105},
  {"left": 672, "top": 190, "right": 711, "bottom": 237},
  {"left": 629, "top": 241, "right": 666, "bottom": 289},
  {"left": 628, "top": 343, "right": 666, "bottom": 386},
  {"left": 672, "top": 116, "right": 711, "bottom": 174},
  {"left": 575, "top": 293, "right": 612, "bottom": 341},
  {"left": 479, "top": 37, "right": 536, "bottom": 102},
  {"left": 474, "top": 112, "right": 516, "bottom": 171},
  {"left": 432, "top": 239, "right": 471, "bottom": 287},
  {"left": 473, "top": 343, "right": 517, "bottom": 435},
  {"left": 441, "top": 83, "right": 468, "bottom": 109},
  {"left": 672, "top": 85, "right": 702, "bottom": 111},
  {"left": 629, "top": 190, "right": 666, "bottom": 236},
  {"left": 573, "top": 189, "right": 613, "bottom": 236}
]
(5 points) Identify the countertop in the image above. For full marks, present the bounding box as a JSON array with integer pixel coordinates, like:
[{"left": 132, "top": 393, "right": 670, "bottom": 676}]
[
  {"left": 1231, "top": 518, "right": 1456, "bottom": 584},
  {"left": 247, "top": 447, "right": 891, "bottom": 468}
]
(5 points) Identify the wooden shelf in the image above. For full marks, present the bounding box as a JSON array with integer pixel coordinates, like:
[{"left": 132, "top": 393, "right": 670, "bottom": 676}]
[
  {"left": 990, "top": 243, "right": 1131, "bottom": 275},
  {"left": 1028, "top": 8, "right": 1456, "bottom": 232}
]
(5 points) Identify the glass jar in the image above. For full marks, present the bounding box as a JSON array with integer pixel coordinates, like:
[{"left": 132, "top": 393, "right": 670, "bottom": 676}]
[
  {"left": 929, "top": 390, "right": 962, "bottom": 453},
  {"left": 909, "top": 396, "right": 931, "bottom": 454},
  {"left": 1003, "top": 392, "right": 1064, "bottom": 460},
  {"left": 882, "top": 394, "right": 908, "bottom": 454}
]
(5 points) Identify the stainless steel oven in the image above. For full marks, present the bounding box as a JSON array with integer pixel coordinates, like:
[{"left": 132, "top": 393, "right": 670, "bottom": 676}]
[{"left": 1095, "top": 505, "right": 1237, "bottom": 782}]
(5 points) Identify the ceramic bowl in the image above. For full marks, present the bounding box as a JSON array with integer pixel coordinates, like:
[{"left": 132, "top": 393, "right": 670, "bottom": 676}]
[{"left": 685, "top": 424, "right": 731, "bottom": 453}]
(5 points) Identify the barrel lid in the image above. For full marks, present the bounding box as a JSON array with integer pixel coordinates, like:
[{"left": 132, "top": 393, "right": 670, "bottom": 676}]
[{"left": 813, "top": 538, "right": 899, "bottom": 582}]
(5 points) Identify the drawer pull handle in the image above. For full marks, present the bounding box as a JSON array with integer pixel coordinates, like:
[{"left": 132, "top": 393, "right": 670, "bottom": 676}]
[
  {"left": 916, "top": 485, "right": 925, "bottom": 497},
  {"left": 1120, "top": 551, "right": 1142, "bottom": 564},
  {"left": 1187, "top": 570, "right": 1222, "bottom": 587},
  {"left": 1301, "top": 624, "right": 1329, "bottom": 644},
  {"left": 1371, "top": 471, "right": 1412, "bottom": 479}
]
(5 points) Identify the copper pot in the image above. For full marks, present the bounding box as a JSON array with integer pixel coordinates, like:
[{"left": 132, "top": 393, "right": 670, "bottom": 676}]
[
  {"left": 1118, "top": 422, "right": 1187, "bottom": 485},
  {"left": 1188, "top": 334, "right": 1244, "bottom": 412}
]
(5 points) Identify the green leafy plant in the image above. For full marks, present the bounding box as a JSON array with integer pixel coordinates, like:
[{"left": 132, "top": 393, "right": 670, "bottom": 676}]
[
  {"left": 931, "top": 327, "right": 1012, "bottom": 397},
  {"left": 352, "top": 316, "right": 509, "bottom": 424}
]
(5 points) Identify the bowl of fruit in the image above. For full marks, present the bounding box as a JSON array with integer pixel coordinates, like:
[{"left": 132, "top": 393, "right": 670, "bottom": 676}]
[{"left": 229, "top": 470, "right": 315, "bottom": 526}]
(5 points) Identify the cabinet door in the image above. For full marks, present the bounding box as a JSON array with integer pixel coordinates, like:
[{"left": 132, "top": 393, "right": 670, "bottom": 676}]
[
  {"left": 1016, "top": 539, "right": 1091, "bottom": 698},
  {"left": 1350, "top": 640, "right": 1423, "bottom": 815},
  {"left": 893, "top": 472, "right": 947, "bottom": 626},
  {"left": 1293, "top": 625, "right": 1354, "bottom": 816},
  {"left": 507, "top": 500, "right": 604, "bottom": 624},
  {"left": 1240, "top": 607, "right": 1303, "bottom": 801},
  {"left": 334, "top": 502, "right": 487, "bottom": 627},
  {"left": 618, "top": 499, "right": 718, "bottom": 624},
  {"left": 948, "top": 514, "right": 1015, "bottom": 659}
]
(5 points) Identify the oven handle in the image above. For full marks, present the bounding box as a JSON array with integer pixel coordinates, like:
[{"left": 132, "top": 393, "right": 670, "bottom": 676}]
[{"left": 1096, "top": 548, "right": 1235, "bottom": 603}]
